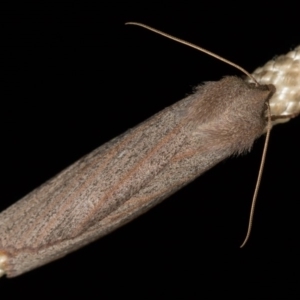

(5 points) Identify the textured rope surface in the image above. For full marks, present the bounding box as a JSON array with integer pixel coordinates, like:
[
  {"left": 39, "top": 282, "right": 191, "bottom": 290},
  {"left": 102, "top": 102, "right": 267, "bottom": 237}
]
[
  {"left": 0, "top": 254, "right": 6, "bottom": 277},
  {"left": 249, "top": 46, "right": 300, "bottom": 125}
]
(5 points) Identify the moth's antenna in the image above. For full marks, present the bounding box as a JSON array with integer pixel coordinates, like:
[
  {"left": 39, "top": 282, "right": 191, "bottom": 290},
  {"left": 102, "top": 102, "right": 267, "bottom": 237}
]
[
  {"left": 125, "top": 22, "right": 259, "bottom": 85},
  {"left": 240, "top": 102, "right": 272, "bottom": 248}
]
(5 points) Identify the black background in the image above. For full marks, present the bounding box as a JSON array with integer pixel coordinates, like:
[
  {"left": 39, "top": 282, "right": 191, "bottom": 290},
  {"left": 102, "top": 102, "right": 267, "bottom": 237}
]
[{"left": 1, "top": 1, "right": 300, "bottom": 298}]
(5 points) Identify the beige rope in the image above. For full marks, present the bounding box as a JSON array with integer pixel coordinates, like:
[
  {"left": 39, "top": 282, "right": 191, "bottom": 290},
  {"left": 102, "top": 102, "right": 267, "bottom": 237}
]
[
  {"left": 249, "top": 46, "right": 300, "bottom": 125},
  {"left": 0, "top": 254, "right": 6, "bottom": 277}
]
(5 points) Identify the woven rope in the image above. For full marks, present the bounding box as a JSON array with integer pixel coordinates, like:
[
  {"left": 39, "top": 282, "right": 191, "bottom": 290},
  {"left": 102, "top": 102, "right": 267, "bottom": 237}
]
[
  {"left": 249, "top": 46, "right": 300, "bottom": 125},
  {"left": 0, "top": 254, "right": 6, "bottom": 277}
]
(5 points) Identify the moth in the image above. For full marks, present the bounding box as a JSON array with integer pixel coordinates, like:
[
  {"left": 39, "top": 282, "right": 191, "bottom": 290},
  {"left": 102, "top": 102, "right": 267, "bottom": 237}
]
[{"left": 0, "top": 23, "right": 276, "bottom": 278}]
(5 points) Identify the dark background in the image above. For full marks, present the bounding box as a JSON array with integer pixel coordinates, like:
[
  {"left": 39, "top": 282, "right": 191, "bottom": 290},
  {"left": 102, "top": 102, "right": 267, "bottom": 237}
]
[{"left": 1, "top": 1, "right": 300, "bottom": 298}]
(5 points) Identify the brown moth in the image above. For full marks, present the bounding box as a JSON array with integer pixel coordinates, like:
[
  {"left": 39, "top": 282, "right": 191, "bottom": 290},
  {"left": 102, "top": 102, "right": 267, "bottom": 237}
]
[{"left": 0, "top": 25, "right": 275, "bottom": 278}]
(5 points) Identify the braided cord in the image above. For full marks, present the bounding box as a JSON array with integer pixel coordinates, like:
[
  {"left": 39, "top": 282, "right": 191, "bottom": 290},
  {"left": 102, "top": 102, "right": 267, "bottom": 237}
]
[{"left": 250, "top": 46, "right": 300, "bottom": 125}]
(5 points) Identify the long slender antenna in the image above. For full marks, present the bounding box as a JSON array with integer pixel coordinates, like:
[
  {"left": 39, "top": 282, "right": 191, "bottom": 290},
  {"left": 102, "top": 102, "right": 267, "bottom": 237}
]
[
  {"left": 240, "top": 103, "right": 272, "bottom": 248},
  {"left": 125, "top": 22, "right": 259, "bottom": 85}
]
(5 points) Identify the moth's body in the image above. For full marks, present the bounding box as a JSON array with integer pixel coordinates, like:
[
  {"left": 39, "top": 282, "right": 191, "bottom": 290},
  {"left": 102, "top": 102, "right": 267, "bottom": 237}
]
[{"left": 0, "top": 77, "right": 274, "bottom": 277}]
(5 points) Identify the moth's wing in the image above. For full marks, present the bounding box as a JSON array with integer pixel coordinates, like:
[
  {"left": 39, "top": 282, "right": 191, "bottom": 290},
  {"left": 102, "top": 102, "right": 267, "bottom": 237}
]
[
  {"left": 0, "top": 97, "right": 192, "bottom": 277},
  {"left": 0, "top": 77, "right": 270, "bottom": 277}
]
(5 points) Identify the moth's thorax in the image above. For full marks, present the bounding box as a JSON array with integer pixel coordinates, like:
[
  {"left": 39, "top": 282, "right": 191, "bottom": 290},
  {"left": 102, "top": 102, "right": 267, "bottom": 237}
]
[{"left": 185, "top": 77, "right": 275, "bottom": 154}]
